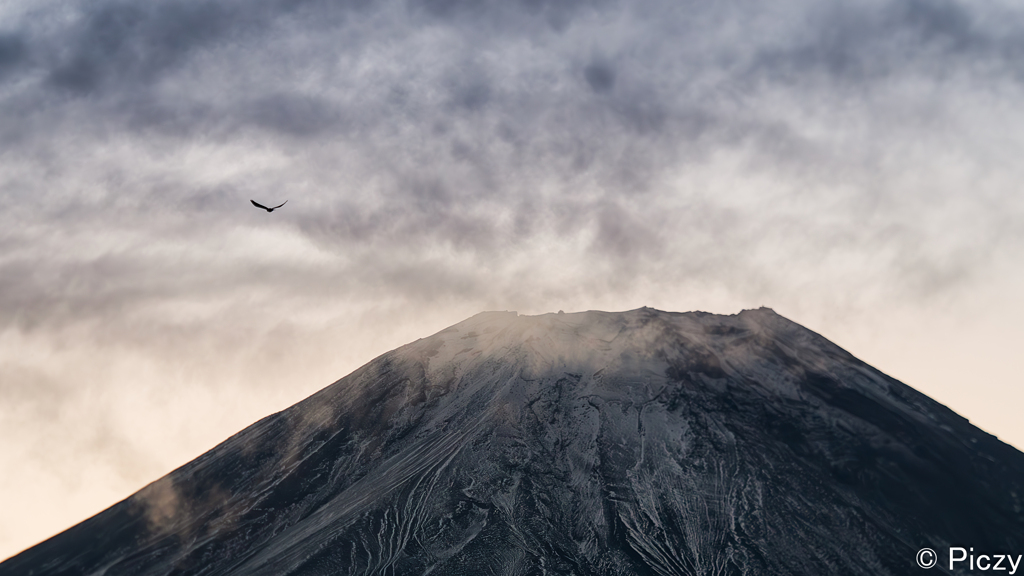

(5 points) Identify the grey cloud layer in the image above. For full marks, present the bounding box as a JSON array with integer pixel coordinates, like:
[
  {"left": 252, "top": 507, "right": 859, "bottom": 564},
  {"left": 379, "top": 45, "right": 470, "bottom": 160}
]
[{"left": 2, "top": 0, "right": 1023, "bottom": 324}]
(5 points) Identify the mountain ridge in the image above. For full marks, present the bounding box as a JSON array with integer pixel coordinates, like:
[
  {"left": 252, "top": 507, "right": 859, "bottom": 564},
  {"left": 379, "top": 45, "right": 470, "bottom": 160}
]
[{"left": 3, "top": 307, "right": 1022, "bottom": 575}]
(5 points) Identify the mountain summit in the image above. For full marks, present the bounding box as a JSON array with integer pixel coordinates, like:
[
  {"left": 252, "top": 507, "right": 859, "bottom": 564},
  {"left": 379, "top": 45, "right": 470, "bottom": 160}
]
[{"left": 3, "top": 308, "right": 1023, "bottom": 575}]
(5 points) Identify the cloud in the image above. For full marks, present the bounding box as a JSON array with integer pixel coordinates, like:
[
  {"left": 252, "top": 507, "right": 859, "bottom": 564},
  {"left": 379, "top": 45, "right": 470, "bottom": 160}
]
[
  {"left": 0, "top": 34, "right": 27, "bottom": 78},
  {"left": 44, "top": 3, "right": 230, "bottom": 93},
  {"left": 583, "top": 61, "right": 615, "bottom": 93},
  {"left": 0, "top": 0, "right": 1020, "bottom": 334}
]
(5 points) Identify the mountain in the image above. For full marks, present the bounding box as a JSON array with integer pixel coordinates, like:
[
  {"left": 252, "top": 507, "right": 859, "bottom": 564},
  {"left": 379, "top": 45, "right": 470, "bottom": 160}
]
[{"left": 3, "top": 307, "right": 1022, "bottom": 575}]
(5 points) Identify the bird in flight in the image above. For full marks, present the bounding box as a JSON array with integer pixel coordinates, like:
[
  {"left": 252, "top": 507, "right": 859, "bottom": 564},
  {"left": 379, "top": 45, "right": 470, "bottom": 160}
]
[{"left": 251, "top": 200, "right": 287, "bottom": 212}]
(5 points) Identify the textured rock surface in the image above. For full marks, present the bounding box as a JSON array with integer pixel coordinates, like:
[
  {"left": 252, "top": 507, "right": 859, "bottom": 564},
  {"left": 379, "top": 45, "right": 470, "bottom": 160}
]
[{"left": 3, "top": 308, "right": 1023, "bottom": 575}]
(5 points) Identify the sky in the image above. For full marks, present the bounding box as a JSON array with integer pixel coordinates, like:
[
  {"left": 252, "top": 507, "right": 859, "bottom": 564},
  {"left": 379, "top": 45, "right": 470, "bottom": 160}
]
[{"left": 2, "top": 0, "right": 1023, "bottom": 561}]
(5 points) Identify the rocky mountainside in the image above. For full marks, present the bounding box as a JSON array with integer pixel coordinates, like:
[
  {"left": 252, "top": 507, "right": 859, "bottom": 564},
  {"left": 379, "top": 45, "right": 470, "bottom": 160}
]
[{"left": 3, "top": 308, "right": 1023, "bottom": 575}]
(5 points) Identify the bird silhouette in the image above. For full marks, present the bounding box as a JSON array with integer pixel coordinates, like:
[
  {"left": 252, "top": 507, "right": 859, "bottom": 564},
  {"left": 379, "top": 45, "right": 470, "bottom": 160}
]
[{"left": 251, "top": 200, "right": 287, "bottom": 212}]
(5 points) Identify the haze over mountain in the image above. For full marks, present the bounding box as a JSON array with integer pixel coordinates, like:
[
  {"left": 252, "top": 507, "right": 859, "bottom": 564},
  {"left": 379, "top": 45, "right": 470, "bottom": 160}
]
[{"left": 2, "top": 308, "right": 1022, "bottom": 575}]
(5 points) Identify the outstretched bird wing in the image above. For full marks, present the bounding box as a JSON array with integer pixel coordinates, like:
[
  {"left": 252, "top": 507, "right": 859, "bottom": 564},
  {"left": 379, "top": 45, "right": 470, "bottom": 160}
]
[
  {"left": 251, "top": 200, "right": 269, "bottom": 210},
  {"left": 271, "top": 200, "right": 288, "bottom": 210}
]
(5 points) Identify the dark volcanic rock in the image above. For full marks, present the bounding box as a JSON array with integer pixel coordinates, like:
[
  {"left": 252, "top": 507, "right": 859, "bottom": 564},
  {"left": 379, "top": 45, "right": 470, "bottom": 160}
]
[{"left": 3, "top": 308, "right": 1023, "bottom": 575}]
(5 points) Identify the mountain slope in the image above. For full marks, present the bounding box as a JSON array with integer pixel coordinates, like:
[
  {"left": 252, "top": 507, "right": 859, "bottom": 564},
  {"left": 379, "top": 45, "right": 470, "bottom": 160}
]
[{"left": 3, "top": 308, "right": 1023, "bottom": 575}]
